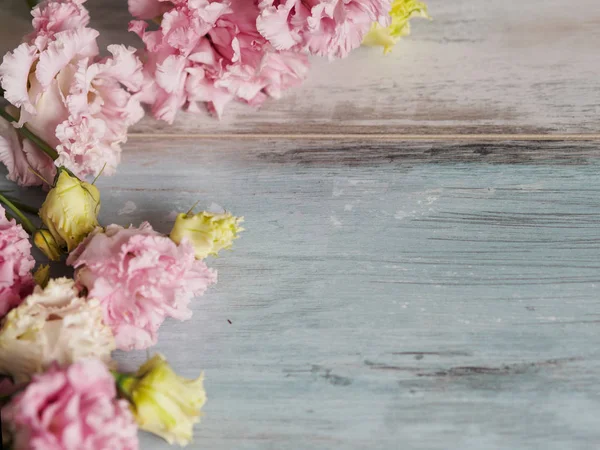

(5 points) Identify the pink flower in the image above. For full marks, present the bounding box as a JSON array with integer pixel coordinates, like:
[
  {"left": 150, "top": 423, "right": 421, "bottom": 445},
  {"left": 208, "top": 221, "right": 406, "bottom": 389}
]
[
  {"left": 257, "top": 0, "right": 391, "bottom": 59},
  {"left": 0, "top": 204, "right": 35, "bottom": 318},
  {"left": 129, "top": 0, "right": 309, "bottom": 121},
  {"left": 0, "top": 119, "right": 56, "bottom": 187},
  {"left": 0, "top": 0, "right": 143, "bottom": 186},
  {"left": 67, "top": 223, "right": 217, "bottom": 351},
  {"left": 2, "top": 359, "right": 138, "bottom": 450},
  {"left": 28, "top": 0, "right": 91, "bottom": 51}
]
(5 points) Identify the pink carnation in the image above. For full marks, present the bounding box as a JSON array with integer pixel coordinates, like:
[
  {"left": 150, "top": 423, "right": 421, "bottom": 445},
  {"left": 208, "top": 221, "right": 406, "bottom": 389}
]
[
  {"left": 0, "top": 204, "right": 35, "bottom": 318},
  {"left": 0, "top": 0, "right": 144, "bottom": 186},
  {"left": 67, "top": 223, "right": 217, "bottom": 351},
  {"left": 129, "top": 0, "right": 309, "bottom": 121},
  {"left": 257, "top": 0, "right": 391, "bottom": 59},
  {"left": 2, "top": 359, "right": 138, "bottom": 450}
]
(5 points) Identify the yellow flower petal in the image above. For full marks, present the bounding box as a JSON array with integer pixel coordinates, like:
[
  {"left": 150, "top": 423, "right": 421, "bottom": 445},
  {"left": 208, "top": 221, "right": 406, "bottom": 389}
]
[
  {"left": 118, "top": 354, "right": 207, "bottom": 446},
  {"left": 39, "top": 170, "right": 101, "bottom": 252},
  {"left": 34, "top": 230, "right": 62, "bottom": 261},
  {"left": 33, "top": 265, "right": 50, "bottom": 288},
  {"left": 363, "top": 0, "right": 430, "bottom": 54},
  {"left": 169, "top": 211, "right": 243, "bottom": 259}
]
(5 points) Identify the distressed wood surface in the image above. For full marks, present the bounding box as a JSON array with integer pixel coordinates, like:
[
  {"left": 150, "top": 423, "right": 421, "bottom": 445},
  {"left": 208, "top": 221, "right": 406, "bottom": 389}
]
[
  {"left": 2, "top": 0, "right": 600, "bottom": 449},
  {"left": 2, "top": 139, "right": 600, "bottom": 449},
  {"left": 1, "top": 0, "right": 600, "bottom": 135}
]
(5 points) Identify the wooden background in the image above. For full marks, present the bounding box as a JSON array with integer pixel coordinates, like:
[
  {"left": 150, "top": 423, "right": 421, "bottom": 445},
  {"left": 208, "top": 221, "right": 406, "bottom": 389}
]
[{"left": 1, "top": 0, "right": 600, "bottom": 449}]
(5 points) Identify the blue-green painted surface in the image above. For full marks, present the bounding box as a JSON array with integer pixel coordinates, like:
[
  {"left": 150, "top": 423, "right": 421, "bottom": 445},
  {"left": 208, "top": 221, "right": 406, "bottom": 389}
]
[{"left": 2, "top": 140, "right": 600, "bottom": 449}]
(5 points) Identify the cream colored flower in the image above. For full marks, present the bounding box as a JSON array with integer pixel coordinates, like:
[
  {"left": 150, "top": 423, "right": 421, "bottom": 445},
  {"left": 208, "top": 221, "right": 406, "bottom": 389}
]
[
  {"left": 39, "top": 170, "right": 101, "bottom": 252},
  {"left": 34, "top": 229, "right": 62, "bottom": 261},
  {"left": 363, "top": 0, "right": 430, "bottom": 54},
  {"left": 0, "top": 278, "right": 115, "bottom": 383},
  {"left": 169, "top": 211, "right": 243, "bottom": 259},
  {"left": 118, "top": 354, "right": 206, "bottom": 446}
]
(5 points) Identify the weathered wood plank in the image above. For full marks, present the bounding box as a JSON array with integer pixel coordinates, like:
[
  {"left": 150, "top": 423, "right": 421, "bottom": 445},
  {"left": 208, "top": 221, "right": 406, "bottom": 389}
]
[
  {"left": 1, "top": 0, "right": 599, "bottom": 135},
  {"left": 2, "top": 139, "right": 600, "bottom": 449}
]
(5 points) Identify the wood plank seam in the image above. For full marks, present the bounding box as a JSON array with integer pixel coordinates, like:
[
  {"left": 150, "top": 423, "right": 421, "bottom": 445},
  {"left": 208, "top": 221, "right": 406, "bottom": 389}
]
[{"left": 127, "top": 134, "right": 600, "bottom": 141}]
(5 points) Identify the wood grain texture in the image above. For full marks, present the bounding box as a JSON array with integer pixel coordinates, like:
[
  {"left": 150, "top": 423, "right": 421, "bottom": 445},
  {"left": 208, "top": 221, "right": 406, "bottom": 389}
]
[
  {"left": 1, "top": 0, "right": 599, "bottom": 136},
  {"left": 1, "top": 0, "right": 599, "bottom": 448},
  {"left": 2, "top": 139, "right": 600, "bottom": 449}
]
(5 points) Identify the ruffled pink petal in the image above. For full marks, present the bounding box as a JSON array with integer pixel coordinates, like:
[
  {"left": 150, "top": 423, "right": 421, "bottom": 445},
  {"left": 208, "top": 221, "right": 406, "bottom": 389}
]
[
  {"left": 130, "top": 0, "right": 311, "bottom": 120},
  {"left": 35, "top": 27, "right": 99, "bottom": 89},
  {"left": 256, "top": 0, "right": 303, "bottom": 50},
  {"left": 55, "top": 114, "right": 119, "bottom": 178},
  {"left": 96, "top": 45, "right": 144, "bottom": 92},
  {"left": 3, "top": 360, "right": 139, "bottom": 449},
  {"left": 185, "top": 67, "right": 233, "bottom": 119},
  {"left": 155, "top": 54, "right": 188, "bottom": 94},
  {"left": 28, "top": 0, "right": 91, "bottom": 50},
  {"left": 0, "top": 43, "right": 39, "bottom": 115},
  {"left": 67, "top": 223, "right": 217, "bottom": 351},
  {"left": 261, "top": 50, "right": 310, "bottom": 99},
  {"left": 257, "top": 0, "right": 391, "bottom": 59},
  {"left": 0, "top": 204, "right": 35, "bottom": 317}
]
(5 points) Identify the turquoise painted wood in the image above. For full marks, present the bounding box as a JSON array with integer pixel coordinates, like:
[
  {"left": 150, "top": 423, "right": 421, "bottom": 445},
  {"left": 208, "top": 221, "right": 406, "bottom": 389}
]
[{"left": 2, "top": 139, "right": 599, "bottom": 449}]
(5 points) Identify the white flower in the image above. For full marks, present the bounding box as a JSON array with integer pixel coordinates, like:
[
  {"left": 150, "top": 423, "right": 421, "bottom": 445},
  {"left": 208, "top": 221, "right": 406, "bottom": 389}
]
[{"left": 0, "top": 278, "right": 115, "bottom": 383}]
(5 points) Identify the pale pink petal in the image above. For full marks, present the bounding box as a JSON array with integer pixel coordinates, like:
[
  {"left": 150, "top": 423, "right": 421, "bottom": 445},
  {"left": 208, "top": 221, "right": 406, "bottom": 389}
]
[
  {"left": 155, "top": 54, "right": 188, "bottom": 94},
  {"left": 128, "top": 0, "right": 168, "bottom": 20},
  {"left": 256, "top": 0, "right": 303, "bottom": 50},
  {"left": 67, "top": 223, "right": 217, "bottom": 351},
  {"left": 0, "top": 43, "right": 39, "bottom": 115},
  {"left": 0, "top": 119, "right": 54, "bottom": 187},
  {"left": 28, "top": 0, "right": 91, "bottom": 50},
  {"left": 3, "top": 360, "right": 139, "bottom": 449},
  {"left": 96, "top": 45, "right": 144, "bottom": 92},
  {"left": 130, "top": 0, "right": 309, "bottom": 119},
  {"left": 257, "top": 0, "right": 391, "bottom": 59},
  {"left": 0, "top": 204, "right": 35, "bottom": 317},
  {"left": 25, "top": 77, "right": 69, "bottom": 148},
  {"left": 55, "top": 115, "right": 119, "bottom": 178},
  {"left": 35, "top": 27, "right": 99, "bottom": 88}
]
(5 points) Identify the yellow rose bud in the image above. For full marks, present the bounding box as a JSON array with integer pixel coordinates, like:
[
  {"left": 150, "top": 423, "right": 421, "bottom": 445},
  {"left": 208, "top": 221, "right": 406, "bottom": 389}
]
[
  {"left": 363, "top": 0, "right": 430, "bottom": 54},
  {"left": 39, "top": 170, "right": 101, "bottom": 252},
  {"left": 33, "top": 265, "right": 50, "bottom": 288},
  {"left": 169, "top": 211, "right": 243, "bottom": 259},
  {"left": 117, "top": 354, "right": 206, "bottom": 446},
  {"left": 34, "top": 230, "right": 62, "bottom": 261}
]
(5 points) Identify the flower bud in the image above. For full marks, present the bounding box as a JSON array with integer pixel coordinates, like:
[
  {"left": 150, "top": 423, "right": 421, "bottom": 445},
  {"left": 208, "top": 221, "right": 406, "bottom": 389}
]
[
  {"left": 39, "top": 170, "right": 100, "bottom": 252},
  {"left": 33, "top": 265, "right": 50, "bottom": 288},
  {"left": 117, "top": 354, "right": 206, "bottom": 446},
  {"left": 34, "top": 230, "right": 62, "bottom": 261},
  {"left": 169, "top": 211, "right": 243, "bottom": 259}
]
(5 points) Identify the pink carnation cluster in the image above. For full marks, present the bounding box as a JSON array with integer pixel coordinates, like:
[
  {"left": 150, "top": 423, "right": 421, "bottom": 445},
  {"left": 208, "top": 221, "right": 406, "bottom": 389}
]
[
  {"left": 2, "top": 359, "right": 139, "bottom": 450},
  {"left": 0, "top": 204, "right": 35, "bottom": 317},
  {"left": 67, "top": 222, "right": 217, "bottom": 351},
  {"left": 0, "top": 0, "right": 144, "bottom": 187},
  {"left": 257, "top": 0, "right": 391, "bottom": 59},
  {"left": 129, "top": 0, "right": 311, "bottom": 121}
]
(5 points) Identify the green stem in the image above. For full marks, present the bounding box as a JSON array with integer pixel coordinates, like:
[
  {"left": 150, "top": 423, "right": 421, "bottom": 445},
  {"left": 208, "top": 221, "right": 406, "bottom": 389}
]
[
  {"left": 0, "top": 107, "right": 59, "bottom": 160},
  {"left": 26, "top": 0, "right": 38, "bottom": 9},
  {"left": 0, "top": 193, "right": 36, "bottom": 234},
  {"left": 0, "top": 192, "right": 39, "bottom": 215}
]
